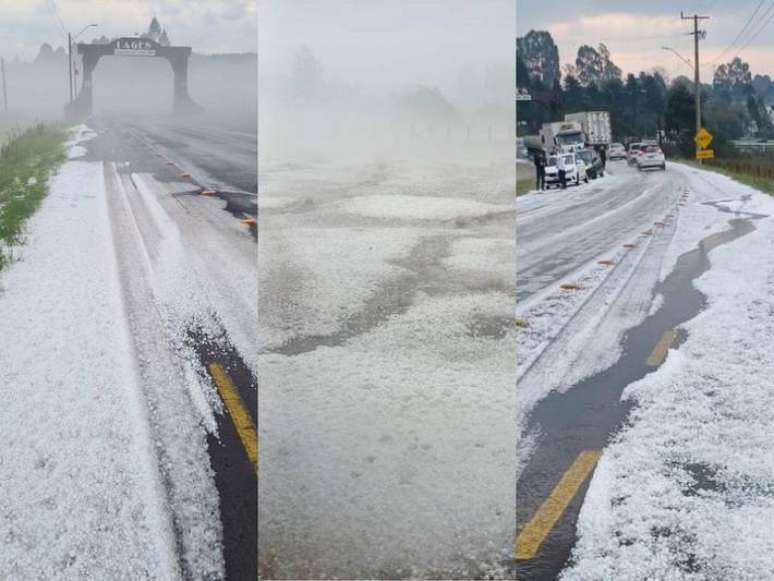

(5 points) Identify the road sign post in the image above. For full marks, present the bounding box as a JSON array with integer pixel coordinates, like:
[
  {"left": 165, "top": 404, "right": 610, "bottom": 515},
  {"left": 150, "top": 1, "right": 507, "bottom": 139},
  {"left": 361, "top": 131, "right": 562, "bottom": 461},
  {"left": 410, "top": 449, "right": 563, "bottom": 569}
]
[{"left": 695, "top": 127, "right": 713, "bottom": 160}]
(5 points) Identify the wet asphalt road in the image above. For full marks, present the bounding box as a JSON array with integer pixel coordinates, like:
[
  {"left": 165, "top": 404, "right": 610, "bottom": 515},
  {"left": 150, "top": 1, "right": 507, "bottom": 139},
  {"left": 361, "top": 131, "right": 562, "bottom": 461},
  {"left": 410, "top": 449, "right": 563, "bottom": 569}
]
[
  {"left": 87, "top": 116, "right": 257, "bottom": 581},
  {"left": 515, "top": 166, "right": 768, "bottom": 579},
  {"left": 517, "top": 161, "right": 681, "bottom": 302},
  {"left": 108, "top": 113, "right": 257, "bottom": 194}
]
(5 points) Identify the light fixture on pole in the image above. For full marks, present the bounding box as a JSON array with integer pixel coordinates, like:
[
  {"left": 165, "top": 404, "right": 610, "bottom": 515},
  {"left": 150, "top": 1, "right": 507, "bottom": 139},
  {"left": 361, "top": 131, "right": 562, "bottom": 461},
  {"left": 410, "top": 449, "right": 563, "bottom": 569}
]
[{"left": 661, "top": 46, "right": 693, "bottom": 70}]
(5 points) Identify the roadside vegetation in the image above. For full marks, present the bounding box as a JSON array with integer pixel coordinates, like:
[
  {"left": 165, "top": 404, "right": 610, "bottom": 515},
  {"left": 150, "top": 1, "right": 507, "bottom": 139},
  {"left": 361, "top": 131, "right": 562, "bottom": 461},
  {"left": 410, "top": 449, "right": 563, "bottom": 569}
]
[
  {"left": 516, "top": 177, "right": 533, "bottom": 196},
  {"left": 0, "top": 124, "right": 67, "bottom": 270},
  {"left": 692, "top": 157, "right": 774, "bottom": 196},
  {"left": 517, "top": 31, "right": 774, "bottom": 157}
]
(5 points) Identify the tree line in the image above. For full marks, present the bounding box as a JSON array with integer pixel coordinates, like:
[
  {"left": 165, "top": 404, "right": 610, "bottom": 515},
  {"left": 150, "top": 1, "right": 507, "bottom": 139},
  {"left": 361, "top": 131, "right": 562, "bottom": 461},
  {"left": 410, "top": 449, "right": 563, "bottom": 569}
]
[{"left": 517, "top": 30, "right": 774, "bottom": 157}]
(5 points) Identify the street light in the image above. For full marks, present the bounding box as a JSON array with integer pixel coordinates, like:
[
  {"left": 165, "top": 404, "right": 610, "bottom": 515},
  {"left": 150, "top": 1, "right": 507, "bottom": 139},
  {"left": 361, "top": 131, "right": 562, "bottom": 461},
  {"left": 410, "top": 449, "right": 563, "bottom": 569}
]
[
  {"left": 69, "top": 24, "right": 98, "bottom": 103},
  {"left": 662, "top": 46, "right": 694, "bottom": 71}
]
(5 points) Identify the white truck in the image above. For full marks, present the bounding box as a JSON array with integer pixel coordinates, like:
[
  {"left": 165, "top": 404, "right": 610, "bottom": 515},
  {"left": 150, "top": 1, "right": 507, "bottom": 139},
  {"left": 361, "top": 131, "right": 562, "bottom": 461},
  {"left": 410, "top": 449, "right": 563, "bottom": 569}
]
[
  {"left": 564, "top": 111, "right": 611, "bottom": 148},
  {"left": 523, "top": 120, "right": 585, "bottom": 154}
]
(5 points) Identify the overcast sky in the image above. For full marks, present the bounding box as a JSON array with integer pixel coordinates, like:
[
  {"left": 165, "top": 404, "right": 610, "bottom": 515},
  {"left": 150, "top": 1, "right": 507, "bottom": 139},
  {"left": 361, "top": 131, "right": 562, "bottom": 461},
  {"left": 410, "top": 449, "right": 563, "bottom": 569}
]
[
  {"left": 0, "top": 0, "right": 256, "bottom": 60},
  {"left": 517, "top": 0, "right": 774, "bottom": 81},
  {"left": 259, "top": 0, "right": 514, "bottom": 96}
]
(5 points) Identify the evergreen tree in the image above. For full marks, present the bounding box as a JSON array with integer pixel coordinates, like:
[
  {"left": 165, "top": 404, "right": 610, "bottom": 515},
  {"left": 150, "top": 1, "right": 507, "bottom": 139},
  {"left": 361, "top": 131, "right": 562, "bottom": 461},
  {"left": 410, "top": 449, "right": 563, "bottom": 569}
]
[{"left": 148, "top": 17, "right": 162, "bottom": 41}]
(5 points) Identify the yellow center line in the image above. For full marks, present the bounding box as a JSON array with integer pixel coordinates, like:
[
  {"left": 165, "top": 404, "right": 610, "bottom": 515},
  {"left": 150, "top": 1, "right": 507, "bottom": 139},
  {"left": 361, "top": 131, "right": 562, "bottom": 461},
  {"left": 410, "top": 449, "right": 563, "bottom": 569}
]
[
  {"left": 208, "top": 362, "right": 258, "bottom": 469},
  {"left": 515, "top": 450, "right": 602, "bottom": 560},
  {"left": 647, "top": 329, "right": 676, "bottom": 367}
]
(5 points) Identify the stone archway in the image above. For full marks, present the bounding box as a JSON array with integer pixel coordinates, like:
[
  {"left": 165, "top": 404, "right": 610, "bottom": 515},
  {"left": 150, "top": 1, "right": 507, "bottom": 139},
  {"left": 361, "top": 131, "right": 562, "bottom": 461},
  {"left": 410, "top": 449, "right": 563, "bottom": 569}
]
[{"left": 68, "top": 37, "right": 199, "bottom": 119}]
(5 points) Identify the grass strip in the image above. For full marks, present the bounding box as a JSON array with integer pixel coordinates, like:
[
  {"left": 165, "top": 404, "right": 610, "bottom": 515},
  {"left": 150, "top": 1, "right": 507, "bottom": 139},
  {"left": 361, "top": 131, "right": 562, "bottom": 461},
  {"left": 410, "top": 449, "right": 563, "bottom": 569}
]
[
  {"left": 678, "top": 159, "right": 774, "bottom": 196},
  {"left": 0, "top": 124, "right": 67, "bottom": 270},
  {"left": 517, "top": 177, "right": 534, "bottom": 196}
]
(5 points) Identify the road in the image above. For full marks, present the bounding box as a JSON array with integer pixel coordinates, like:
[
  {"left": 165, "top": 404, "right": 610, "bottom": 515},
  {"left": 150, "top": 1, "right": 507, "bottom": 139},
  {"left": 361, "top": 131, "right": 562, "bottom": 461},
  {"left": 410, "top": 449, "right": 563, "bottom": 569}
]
[
  {"left": 87, "top": 115, "right": 257, "bottom": 580},
  {"left": 258, "top": 149, "right": 517, "bottom": 579},
  {"left": 514, "top": 160, "right": 768, "bottom": 579}
]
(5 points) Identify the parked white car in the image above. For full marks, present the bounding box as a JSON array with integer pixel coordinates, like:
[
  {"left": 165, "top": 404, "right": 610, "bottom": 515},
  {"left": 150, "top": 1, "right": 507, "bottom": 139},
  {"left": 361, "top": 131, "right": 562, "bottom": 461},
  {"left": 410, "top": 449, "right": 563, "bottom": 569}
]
[
  {"left": 545, "top": 153, "right": 587, "bottom": 188},
  {"left": 637, "top": 144, "right": 666, "bottom": 171}
]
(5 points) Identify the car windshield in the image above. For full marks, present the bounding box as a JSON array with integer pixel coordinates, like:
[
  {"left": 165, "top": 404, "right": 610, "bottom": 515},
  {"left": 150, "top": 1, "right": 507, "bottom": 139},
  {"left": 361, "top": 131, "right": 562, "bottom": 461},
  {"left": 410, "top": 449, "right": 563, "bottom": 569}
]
[
  {"left": 645, "top": 146, "right": 660, "bottom": 153},
  {"left": 548, "top": 156, "right": 558, "bottom": 166},
  {"left": 563, "top": 155, "right": 574, "bottom": 164},
  {"left": 557, "top": 133, "right": 584, "bottom": 146},
  {"left": 577, "top": 151, "right": 593, "bottom": 163},
  {"left": 611, "top": 143, "right": 623, "bottom": 148}
]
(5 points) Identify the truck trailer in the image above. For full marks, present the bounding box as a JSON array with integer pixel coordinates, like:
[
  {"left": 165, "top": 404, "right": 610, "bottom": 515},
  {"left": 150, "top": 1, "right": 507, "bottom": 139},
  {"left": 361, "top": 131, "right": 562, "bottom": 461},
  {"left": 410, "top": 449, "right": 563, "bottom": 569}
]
[{"left": 564, "top": 111, "right": 612, "bottom": 147}]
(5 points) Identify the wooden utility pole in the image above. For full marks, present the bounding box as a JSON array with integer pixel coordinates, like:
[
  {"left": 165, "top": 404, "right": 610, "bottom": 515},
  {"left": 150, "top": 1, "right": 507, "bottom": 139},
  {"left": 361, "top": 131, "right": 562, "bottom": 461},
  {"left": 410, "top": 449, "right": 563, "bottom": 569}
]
[
  {"left": 1, "top": 57, "right": 7, "bottom": 113},
  {"left": 682, "top": 11, "right": 710, "bottom": 161}
]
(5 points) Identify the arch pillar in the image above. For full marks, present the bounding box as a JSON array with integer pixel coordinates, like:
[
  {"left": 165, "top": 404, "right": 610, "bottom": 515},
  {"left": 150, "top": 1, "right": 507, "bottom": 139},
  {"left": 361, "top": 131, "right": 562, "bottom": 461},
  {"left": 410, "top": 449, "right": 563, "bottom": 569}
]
[{"left": 67, "top": 38, "right": 199, "bottom": 120}]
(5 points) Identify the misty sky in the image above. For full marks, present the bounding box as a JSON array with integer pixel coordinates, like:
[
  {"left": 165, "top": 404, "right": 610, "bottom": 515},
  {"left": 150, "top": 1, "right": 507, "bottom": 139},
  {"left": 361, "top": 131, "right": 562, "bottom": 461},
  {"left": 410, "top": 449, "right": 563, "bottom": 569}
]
[
  {"left": 260, "top": 0, "right": 514, "bottom": 98},
  {"left": 517, "top": 0, "right": 774, "bottom": 81},
  {"left": 0, "top": 0, "right": 256, "bottom": 60}
]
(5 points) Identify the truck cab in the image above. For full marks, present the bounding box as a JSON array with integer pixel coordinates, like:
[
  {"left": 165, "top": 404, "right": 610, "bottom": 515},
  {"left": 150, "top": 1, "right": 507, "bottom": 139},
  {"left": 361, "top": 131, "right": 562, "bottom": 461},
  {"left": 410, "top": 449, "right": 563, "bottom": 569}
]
[{"left": 541, "top": 121, "right": 585, "bottom": 154}]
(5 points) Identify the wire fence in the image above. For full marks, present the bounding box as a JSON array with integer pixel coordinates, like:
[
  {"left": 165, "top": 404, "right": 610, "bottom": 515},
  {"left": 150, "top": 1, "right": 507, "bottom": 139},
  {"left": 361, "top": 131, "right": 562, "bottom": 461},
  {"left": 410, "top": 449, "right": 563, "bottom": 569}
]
[
  {"left": 705, "top": 157, "right": 774, "bottom": 180},
  {"left": 405, "top": 122, "right": 516, "bottom": 145}
]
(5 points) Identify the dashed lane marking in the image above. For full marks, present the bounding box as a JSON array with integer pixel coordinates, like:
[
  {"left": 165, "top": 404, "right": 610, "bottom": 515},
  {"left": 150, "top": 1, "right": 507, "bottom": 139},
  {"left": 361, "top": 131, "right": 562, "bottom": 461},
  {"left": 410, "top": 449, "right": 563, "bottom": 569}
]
[
  {"left": 646, "top": 329, "right": 676, "bottom": 367},
  {"left": 515, "top": 450, "right": 602, "bottom": 561},
  {"left": 208, "top": 362, "right": 258, "bottom": 468}
]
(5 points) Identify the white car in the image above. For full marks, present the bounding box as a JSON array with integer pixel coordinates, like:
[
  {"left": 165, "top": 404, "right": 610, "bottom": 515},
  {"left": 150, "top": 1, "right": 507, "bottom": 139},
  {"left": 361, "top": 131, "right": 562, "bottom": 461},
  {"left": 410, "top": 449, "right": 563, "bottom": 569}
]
[
  {"left": 627, "top": 142, "right": 644, "bottom": 165},
  {"left": 637, "top": 145, "right": 666, "bottom": 171},
  {"left": 545, "top": 153, "right": 588, "bottom": 188},
  {"left": 608, "top": 142, "right": 627, "bottom": 160}
]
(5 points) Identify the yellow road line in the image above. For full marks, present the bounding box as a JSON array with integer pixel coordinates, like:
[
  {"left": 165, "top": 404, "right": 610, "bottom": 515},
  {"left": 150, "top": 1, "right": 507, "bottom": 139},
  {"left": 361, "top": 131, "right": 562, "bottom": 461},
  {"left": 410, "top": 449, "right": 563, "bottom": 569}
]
[
  {"left": 208, "top": 362, "right": 258, "bottom": 468},
  {"left": 515, "top": 450, "right": 602, "bottom": 560},
  {"left": 647, "top": 329, "right": 676, "bottom": 367}
]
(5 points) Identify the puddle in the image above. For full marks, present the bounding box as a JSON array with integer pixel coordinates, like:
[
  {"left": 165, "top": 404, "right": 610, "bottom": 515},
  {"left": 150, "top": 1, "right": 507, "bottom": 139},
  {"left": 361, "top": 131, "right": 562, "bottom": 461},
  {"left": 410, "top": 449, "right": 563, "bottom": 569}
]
[{"left": 515, "top": 207, "right": 764, "bottom": 580}]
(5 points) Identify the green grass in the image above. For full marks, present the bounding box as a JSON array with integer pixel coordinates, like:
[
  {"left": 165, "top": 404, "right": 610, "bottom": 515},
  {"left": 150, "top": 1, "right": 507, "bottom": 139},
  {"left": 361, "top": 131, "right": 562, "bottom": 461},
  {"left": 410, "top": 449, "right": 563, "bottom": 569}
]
[
  {"left": 715, "top": 171, "right": 774, "bottom": 195},
  {"left": 679, "top": 158, "right": 774, "bottom": 196},
  {"left": 517, "top": 177, "right": 534, "bottom": 196},
  {"left": 0, "top": 124, "right": 67, "bottom": 270}
]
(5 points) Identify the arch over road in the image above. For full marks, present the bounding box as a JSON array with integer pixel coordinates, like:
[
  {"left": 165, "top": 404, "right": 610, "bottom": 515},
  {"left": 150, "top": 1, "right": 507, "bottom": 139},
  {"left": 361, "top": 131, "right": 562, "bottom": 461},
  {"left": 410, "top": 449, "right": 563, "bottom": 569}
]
[{"left": 69, "top": 37, "right": 199, "bottom": 118}]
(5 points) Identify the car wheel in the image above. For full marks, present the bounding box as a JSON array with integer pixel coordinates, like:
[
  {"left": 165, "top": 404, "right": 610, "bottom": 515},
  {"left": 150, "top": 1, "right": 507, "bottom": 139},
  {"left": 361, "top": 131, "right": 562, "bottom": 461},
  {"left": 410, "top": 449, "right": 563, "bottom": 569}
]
[{"left": 661, "top": 164, "right": 666, "bottom": 170}]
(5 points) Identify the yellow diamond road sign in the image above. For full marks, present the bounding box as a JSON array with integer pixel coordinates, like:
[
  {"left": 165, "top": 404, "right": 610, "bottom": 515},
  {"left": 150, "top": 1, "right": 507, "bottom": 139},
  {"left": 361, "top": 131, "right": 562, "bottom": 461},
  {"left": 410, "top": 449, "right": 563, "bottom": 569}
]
[{"left": 695, "top": 127, "right": 713, "bottom": 149}]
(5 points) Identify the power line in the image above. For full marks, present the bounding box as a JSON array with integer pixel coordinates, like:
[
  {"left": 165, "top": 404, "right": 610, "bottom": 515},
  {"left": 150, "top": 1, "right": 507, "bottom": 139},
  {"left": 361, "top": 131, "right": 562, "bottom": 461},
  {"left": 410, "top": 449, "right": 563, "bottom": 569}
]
[
  {"left": 735, "top": 0, "right": 774, "bottom": 56},
  {"left": 710, "top": 0, "right": 767, "bottom": 64},
  {"left": 47, "top": 0, "right": 68, "bottom": 39}
]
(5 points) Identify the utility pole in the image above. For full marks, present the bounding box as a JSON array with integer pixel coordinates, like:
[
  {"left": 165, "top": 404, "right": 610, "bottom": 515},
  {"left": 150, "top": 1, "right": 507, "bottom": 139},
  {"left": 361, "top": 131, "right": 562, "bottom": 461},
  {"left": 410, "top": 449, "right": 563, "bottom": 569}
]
[
  {"left": 68, "top": 32, "right": 73, "bottom": 103},
  {"left": 681, "top": 11, "right": 710, "bottom": 161},
  {"left": 1, "top": 58, "right": 7, "bottom": 114},
  {"left": 67, "top": 25, "right": 98, "bottom": 105}
]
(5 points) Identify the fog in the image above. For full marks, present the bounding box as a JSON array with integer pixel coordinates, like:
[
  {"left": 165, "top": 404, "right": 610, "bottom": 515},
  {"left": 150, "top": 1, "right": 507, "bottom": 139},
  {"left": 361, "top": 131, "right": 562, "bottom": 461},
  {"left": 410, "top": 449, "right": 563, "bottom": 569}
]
[
  {"left": 258, "top": 2, "right": 516, "bottom": 578},
  {"left": 0, "top": 45, "right": 256, "bottom": 131},
  {"left": 259, "top": 0, "right": 514, "bottom": 165}
]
